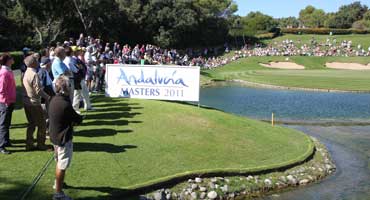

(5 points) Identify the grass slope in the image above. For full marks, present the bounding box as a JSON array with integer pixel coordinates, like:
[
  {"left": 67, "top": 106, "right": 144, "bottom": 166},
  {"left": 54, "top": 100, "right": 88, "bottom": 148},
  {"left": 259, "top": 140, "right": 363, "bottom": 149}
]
[
  {"left": 265, "top": 34, "right": 370, "bottom": 47},
  {"left": 0, "top": 93, "right": 313, "bottom": 199},
  {"left": 204, "top": 56, "right": 370, "bottom": 91}
]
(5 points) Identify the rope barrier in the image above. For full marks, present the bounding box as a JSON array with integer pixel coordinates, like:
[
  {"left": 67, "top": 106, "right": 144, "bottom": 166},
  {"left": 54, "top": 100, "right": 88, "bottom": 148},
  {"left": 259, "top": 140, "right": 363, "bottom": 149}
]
[{"left": 19, "top": 153, "right": 54, "bottom": 200}]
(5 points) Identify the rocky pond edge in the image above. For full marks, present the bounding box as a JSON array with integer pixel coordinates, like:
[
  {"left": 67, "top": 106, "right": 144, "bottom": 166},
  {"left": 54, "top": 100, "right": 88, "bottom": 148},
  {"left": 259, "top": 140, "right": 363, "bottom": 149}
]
[{"left": 143, "top": 137, "right": 336, "bottom": 200}]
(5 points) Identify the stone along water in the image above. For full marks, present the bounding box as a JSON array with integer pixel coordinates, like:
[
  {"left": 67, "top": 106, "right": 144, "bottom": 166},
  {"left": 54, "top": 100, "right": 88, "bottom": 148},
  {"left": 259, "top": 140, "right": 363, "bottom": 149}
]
[{"left": 200, "top": 86, "right": 370, "bottom": 199}]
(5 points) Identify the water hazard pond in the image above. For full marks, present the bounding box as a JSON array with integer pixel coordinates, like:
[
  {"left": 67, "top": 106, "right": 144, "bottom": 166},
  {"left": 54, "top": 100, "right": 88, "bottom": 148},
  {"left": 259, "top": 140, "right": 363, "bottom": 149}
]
[
  {"left": 200, "top": 85, "right": 370, "bottom": 122},
  {"left": 200, "top": 85, "right": 370, "bottom": 199}
]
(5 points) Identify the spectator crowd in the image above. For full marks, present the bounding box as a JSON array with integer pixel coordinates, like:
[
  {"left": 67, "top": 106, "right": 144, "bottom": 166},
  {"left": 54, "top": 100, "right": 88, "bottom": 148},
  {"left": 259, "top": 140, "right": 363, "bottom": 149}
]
[{"left": 240, "top": 37, "right": 370, "bottom": 57}]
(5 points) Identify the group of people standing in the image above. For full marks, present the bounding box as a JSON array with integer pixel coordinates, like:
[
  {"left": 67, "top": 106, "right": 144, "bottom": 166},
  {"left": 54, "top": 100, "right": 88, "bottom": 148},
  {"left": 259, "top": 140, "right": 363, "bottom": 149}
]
[
  {"left": 16, "top": 46, "right": 93, "bottom": 153},
  {"left": 0, "top": 45, "right": 89, "bottom": 199}
]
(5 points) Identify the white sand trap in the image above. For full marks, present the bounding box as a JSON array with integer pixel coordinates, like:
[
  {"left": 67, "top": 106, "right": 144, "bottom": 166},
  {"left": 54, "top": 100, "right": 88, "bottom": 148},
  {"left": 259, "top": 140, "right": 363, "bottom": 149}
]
[
  {"left": 260, "top": 62, "right": 305, "bottom": 69},
  {"left": 326, "top": 62, "right": 370, "bottom": 70}
]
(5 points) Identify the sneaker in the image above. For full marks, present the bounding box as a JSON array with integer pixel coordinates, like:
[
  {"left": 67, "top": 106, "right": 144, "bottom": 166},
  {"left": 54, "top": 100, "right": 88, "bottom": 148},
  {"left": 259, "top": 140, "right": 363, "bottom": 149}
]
[
  {"left": 52, "top": 191, "right": 73, "bottom": 200},
  {"left": 0, "top": 148, "right": 11, "bottom": 155}
]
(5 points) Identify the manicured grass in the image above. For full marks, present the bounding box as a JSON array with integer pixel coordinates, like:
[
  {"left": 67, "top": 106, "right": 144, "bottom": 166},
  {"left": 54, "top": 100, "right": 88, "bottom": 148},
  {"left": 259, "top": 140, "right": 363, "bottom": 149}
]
[
  {"left": 0, "top": 85, "right": 313, "bottom": 199},
  {"left": 204, "top": 56, "right": 370, "bottom": 91}
]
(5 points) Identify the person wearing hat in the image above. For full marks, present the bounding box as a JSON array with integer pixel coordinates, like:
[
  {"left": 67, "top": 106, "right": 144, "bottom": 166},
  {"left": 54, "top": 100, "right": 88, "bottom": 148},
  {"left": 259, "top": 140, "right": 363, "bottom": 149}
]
[
  {"left": 23, "top": 55, "right": 51, "bottom": 151},
  {"left": 38, "top": 57, "right": 55, "bottom": 135},
  {"left": 20, "top": 47, "right": 32, "bottom": 81},
  {"left": 39, "top": 57, "right": 54, "bottom": 95}
]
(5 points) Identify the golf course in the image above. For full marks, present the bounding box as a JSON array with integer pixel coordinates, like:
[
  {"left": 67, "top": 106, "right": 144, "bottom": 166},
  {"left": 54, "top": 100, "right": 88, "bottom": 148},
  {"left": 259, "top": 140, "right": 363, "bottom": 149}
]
[
  {"left": 203, "top": 57, "right": 370, "bottom": 91},
  {"left": 0, "top": 83, "right": 314, "bottom": 199},
  {"left": 2, "top": 34, "right": 370, "bottom": 200},
  {"left": 202, "top": 34, "right": 370, "bottom": 92},
  {"left": 3, "top": 0, "right": 370, "bottom": 198}
]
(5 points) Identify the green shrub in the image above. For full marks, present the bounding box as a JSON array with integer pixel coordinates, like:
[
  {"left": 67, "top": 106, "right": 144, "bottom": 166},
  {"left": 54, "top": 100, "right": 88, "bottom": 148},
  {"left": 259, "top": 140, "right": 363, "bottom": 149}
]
[
  {"left": 4, "top": 51, "right": 24, "bottom": 70},
  {"left": 256, "top": 31, "right": 281, "bottom": 40},
  {"left": 349, "top": 28, "right": 369, "bottom": 34},
  {"left": 281, "top": 28, "right": 369, "bottom": 35},
  {"left": 256, "top": 32, "right": 276, "bottom": 39}
]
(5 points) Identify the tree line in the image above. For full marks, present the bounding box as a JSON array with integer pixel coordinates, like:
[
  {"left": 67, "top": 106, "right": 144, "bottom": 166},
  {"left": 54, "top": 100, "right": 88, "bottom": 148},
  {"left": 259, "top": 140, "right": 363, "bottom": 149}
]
[
  {"left": 231, "top": 1, "right": 370, "bottom": 37},
  {"left": 0, "top": 1, "right": 369, "bottom": 51},
  {"left": 0, "top": 0, "right": 237, "bottom": 51}
]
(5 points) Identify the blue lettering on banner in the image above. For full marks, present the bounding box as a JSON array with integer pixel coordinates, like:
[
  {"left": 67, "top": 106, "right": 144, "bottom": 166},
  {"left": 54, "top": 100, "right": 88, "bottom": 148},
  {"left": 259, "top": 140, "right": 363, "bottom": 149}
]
[
  {"left": 117, "top": 69, "right": 189, "bottom": 87},
  {"left": 121, "top": 88, "right": 160, "bottom": 97}
]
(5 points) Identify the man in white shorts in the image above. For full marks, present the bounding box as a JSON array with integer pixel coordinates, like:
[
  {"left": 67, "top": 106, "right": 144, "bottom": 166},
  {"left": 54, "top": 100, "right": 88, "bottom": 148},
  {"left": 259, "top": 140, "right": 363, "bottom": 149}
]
[{"left": 49, "top": 75, "right": 83, "bottom": 200}]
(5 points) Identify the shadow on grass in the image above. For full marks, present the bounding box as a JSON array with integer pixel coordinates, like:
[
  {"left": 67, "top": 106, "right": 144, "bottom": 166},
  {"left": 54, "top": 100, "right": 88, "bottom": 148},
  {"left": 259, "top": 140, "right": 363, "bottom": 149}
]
[
  {"left": 66, "top": 186, "right": 139, "bottom": 200},
  {"left": 90, "top": 95, "right": 124, "bottom": 103},
  {"left": 8, "top": 145, "right": 26, "bottom": 149},
  {"left": 94, "top": 107, "right": 144, "bottom": 114},
  {"left": 160, "top": 100, "right": 225, "bottom": 112},
  {"left": 87, "top": 112, "right": 142, "bottom": 120},
  {"left": 80, "top": 119, "right": 142, "bottom": 126},
  {"left": 10, "top": 123, "right": 27, "bottom": 129},
  {"left": 74, "top": 142, "right": 137, "bottom": 153},
  {"left": 93, "top": 103, "right": 141, "bottom": 109},
  {"left": 10, "top": 139, "right": 26, "bottom": 144},
  {"left": 5, "top": 139, "right": 26, "bottom": 150},
  {"left": 91, "top": 94, "right": 138, "bottom": 104},
  {"left": 80, "top": 120, "right": 128, "bottom": 126},
  {"left": 200, "top": 70, "right": 212, "bottom": 78},
  {"left": 93, "top": 106, "right": 132, "bottom": 113},
  {"left": 74, "top": 129, "right": 133, "bottom": 137},
  {"left": 0, "top": 176, "right": 46, "bottom": 200},
  {"left": 93, "top": 102, "right": 130, "bottom": 108}
]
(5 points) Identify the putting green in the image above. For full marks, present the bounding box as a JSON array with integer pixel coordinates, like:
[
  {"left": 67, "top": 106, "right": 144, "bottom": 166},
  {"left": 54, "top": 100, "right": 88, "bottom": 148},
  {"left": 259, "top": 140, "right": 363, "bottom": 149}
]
[{"left": 0, "top": 94, "right": 313, "bottom": 199}]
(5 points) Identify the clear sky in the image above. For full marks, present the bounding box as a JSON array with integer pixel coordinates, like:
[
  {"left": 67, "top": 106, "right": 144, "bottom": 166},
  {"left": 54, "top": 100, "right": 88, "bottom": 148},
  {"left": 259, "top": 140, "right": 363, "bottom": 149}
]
[{"left": 234, "top": 0, "right": 370, "bottom": 18}]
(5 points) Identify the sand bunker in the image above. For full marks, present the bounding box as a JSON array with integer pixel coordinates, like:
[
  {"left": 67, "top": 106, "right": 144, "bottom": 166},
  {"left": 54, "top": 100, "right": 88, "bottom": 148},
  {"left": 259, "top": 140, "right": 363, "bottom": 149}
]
[
  {"left": 260, "top": 62, "right": 305, "bottom": 69},
  {"left": 326, "top": 62, "right": 370, "bottom": 70}
]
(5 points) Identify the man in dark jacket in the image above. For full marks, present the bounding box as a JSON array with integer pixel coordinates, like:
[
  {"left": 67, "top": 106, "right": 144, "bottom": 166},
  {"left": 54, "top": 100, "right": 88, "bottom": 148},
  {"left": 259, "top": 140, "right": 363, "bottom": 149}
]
[{"left": 49, "top": 75, "right": 83, "bottom": 200}]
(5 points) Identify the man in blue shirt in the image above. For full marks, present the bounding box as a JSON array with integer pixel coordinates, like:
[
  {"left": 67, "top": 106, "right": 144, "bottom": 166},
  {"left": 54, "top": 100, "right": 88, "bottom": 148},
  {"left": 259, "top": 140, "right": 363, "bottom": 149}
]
[{"left": 51, "top": 47, "right": 69, "bottom": 81}]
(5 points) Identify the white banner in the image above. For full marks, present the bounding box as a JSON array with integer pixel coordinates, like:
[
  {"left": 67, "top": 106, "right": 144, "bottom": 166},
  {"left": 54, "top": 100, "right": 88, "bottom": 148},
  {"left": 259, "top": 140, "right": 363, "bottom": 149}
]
[{"left": 105, "top": 64, "right": 200, "bottom": 102}]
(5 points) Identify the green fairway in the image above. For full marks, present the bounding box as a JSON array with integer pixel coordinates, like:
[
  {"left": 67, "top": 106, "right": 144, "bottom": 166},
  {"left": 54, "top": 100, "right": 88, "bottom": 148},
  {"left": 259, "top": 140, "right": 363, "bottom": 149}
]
[
  {"left": 204, "top": 56, "right": 370, "bottom": 91},
  {"left": 0, "top": 89, "right": 313, "bottom": 199}
]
